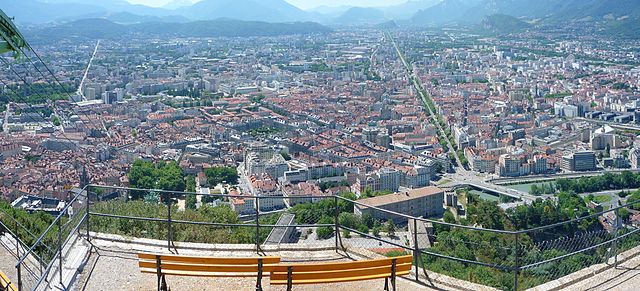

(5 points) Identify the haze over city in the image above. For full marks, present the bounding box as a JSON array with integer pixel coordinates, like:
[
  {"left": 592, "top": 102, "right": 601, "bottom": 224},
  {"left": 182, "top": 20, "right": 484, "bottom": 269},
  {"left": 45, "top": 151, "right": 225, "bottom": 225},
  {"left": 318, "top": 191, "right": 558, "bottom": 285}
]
[{"left": 125, "top": 0, "right": 408, "bottom": 9}]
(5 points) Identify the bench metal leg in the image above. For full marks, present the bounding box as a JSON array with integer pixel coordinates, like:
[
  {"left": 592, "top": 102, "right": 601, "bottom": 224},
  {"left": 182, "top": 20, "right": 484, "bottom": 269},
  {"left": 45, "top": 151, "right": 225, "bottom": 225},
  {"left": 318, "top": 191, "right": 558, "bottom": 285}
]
[
  {"left": 391, "top": 259, "right": 397, "bottom": 291},
  {"left": 287, "top": 266, "right": 293, "bottom": 291},
  {"left": 156, "top": 255, "right": 162, "bottom": 291},
  {"left": 160, "top": 275, "right": 168, "bottom": 291},
  {"left": 384, "top": 277, "right": 389, "bottom": 291},
  {"left": 256, "top": 259, "right": 263, "bottom": 291},
  {"left": 156, "top": 255, "right": 170, "bottom": 291}
]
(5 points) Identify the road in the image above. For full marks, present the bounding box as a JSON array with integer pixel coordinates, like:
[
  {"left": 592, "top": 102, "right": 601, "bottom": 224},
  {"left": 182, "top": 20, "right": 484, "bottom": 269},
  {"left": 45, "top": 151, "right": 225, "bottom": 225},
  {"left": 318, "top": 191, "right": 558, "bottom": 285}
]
[
  {"left": 387, "top": 32, "right": 464, "bottom": 171},
  {"left": 443, "top": 171, "right": 541, "bottom": 203},
  {"left": 76, "top": 40, "right": 100, "bottom": 101}
]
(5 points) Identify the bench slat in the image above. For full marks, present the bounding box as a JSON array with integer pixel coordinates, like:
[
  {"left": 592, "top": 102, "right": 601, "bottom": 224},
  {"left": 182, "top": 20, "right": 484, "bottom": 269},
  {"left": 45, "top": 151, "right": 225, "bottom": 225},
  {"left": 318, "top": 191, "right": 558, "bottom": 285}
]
[
  {"left": 271, "top": 262, "right": 412, "bottom": 282},
  {"left": 139, "top": 260, "right": 279, "bottom": 273},
  {"left": 270, "top": 270, "right": 411, "bottom": 285},
  {"left": 269, "top": 255, "right": 412, "bottom": 273},
  {"left": 140, "top": 268, "right": 269, "bottom": 278},
  {"left": 137, "top": 253, "right": 280, "bottom": 265},
  {"left": 0, "top": 271, "right": 16, "bottom": 291}
]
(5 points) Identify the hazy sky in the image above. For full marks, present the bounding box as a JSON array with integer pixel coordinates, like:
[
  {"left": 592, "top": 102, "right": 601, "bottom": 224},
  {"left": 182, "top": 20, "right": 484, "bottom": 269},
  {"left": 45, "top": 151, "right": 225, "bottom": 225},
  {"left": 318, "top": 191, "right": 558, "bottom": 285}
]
[{"left": 126, "top": 0, "right": 407, "bottom": 10}]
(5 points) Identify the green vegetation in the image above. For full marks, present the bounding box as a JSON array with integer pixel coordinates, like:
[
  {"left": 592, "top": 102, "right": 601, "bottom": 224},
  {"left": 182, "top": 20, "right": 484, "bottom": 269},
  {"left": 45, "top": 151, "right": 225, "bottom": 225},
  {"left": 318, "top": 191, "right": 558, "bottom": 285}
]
[
  {"left": 248, "top": 126, "right": 280, "bottom": 137},
  {"left": 0, "top": 83, "right": 73, "bottom": 107},
  {"left": 384, "top": 250, "right": 409, "bottom": 257},
  {"left": 164, "top": 98, "right": 216, "bottom": 108},
  {"left": 612, "top": 82, "right": 630, "bottom": 90},
  {"left": 585, "top": 194, "right": 612, "bottom": 204},
  {"left": 51, "top": 116, "right": 61, "bottom": 126},
  {"left": 556, "top": 171, "right": 640, "bottom": 194},
  {"left": 288, "top": 192, "right": 379, "bottom": 238},
  {"left": 203, "top": 166, "right": 238, "bottom": 186},
  {"left": 529, "top": 183, "right": 557, "bottom": 196},
  {"left": 309, "top": 63, "right": 331, "bottom": 72},
  {"left": 128, "top": 160, "right": 185, "bottom": 199},
  {"left": 425, "top": 191, "right": 603, "bottom": 290},
  {"left": 628, "top": 192, "right": 640, "bottom": 210},
  {"left": 279, "top": 151, "right": 291, "bottom": 161},
  {"left": 91, "top": 201, "right": 278, "bottom": 244},
  {"left": 318, "top": 180, "right": 350, "bottom": 191},
  {"left": 482, "top": 14, "right": 531, "bottom": 33},
  {"left": 0, "top": 202, "right": 58, "bottom": 260},
  {"left": 25, "top": 154, "right": 40, "bottom": 162},
  {"left": 185, "top": 175, "right": 197, "bottom": 210},
  {"left": 544, "top": 92, "right": 572, "bottom": 99},
  {"left": 360, "top": 187, "right": 393, "bottom": 199}
]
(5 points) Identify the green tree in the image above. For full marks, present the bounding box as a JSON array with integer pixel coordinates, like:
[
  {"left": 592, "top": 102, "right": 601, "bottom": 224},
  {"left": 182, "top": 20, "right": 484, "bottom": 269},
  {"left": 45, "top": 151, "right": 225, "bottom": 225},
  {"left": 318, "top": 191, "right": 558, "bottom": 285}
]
[
  {"left": 186, "top": 175, "right": 196, "bottom": 192},
  {"left": 128, "top": 160, "right": 186, "bottom": 200},
  {"left": 530, "top": 184, "right": 541, "bottom": 196},
  {"left": 471, "top": 201, "right": 504, "bottom": 230},
  {"left": 384, "top": 220, "right": 396, "bottom": 237},
  {"left": 204, "top": 166, "right": 239, "bottom": 186},
  {"left": 629, "top": 192, "right": 640, "bottom": 210},
  {"left": 619, "top": 208, "right": 631, "bottom": 221},
  {"left": 186, "top": 194, "right": 197, "bottom": 210},
  {"left": 372, "top": 226, "right": 381, "bottom": 237},
  {"left": 316, "top": 216, "right": 334, "bottom": 239},
  {"left": 444, "top": 209, "right": 456, "bottom": 224}
]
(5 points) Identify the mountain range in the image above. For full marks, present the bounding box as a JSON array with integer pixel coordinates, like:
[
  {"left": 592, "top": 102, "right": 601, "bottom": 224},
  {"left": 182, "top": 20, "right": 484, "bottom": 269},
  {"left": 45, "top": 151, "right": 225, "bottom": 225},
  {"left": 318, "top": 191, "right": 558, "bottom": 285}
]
[
  {"left": 6, "top": 0, "right": 444, "bottom": 25},
  {"left": 4, "top": 0, "right": 640, "bottom": 37},
  {"left": 411, "top": 0, "right": 640, "bottom": 25}
]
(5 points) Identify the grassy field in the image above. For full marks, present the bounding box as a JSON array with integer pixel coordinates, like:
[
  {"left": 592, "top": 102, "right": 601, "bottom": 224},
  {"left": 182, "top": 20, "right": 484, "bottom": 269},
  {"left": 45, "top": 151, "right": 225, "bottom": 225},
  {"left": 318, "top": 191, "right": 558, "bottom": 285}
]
[
  {"left": 506, "top": 182, "right": 552, "bottom": 193},
  {"left": 593, "top": 195, "right": 613, "bottom": 204}
]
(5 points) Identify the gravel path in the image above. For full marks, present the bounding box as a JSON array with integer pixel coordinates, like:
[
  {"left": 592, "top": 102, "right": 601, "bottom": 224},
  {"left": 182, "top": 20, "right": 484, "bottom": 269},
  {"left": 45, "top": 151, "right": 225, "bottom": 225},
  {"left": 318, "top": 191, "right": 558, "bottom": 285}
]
[
  {"left": 75, "top": 246, "right": 434, "bottom": 291},
  {"left": 567, "top": 252, "right": 640, "bottom": 291}
]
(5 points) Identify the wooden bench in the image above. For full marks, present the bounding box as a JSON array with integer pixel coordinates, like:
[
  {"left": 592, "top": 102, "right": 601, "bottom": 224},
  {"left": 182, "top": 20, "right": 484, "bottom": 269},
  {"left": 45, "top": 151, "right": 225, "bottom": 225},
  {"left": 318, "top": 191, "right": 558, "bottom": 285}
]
[
  {"left": 270, "top": 255, "right": 413, "bottom": 291},
  {"left": 137, "top": 253, "right": 280, "bottom": 291},
  {"left": 0, "top": 270, "right": 16, "bottom": 291}
]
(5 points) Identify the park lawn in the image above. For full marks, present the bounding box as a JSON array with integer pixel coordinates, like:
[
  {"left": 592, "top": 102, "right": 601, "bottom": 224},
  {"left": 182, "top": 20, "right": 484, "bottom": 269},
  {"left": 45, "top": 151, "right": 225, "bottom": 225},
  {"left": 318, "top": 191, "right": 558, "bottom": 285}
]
[{"left": 593, "top": 195, "right": 613, "bottom": 204}]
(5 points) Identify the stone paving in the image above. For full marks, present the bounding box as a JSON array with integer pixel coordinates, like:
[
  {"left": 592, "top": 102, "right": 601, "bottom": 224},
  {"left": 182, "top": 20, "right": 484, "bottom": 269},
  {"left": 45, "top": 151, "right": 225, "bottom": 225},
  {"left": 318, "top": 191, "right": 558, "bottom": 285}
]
[
  {"left": 73, "top": 233, "right": 494, "bottom": 291},
  {"left": 556, "top": 247, "right": 640, "bottom": 291}
]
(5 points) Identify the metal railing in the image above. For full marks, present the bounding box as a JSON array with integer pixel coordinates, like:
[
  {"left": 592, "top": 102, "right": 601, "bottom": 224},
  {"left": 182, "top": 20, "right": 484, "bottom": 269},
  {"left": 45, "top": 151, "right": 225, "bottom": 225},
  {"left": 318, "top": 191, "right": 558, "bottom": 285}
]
[{"left": 3, "top": 184, "right": 640, "bottom": 291}]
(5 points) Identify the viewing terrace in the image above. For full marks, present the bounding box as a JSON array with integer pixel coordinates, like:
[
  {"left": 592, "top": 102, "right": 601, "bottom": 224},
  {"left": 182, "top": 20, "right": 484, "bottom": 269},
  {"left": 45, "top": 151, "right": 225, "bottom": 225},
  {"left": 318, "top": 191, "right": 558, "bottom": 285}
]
[{"left": 0, "top": 185, "right": 639, "bottom": 291}]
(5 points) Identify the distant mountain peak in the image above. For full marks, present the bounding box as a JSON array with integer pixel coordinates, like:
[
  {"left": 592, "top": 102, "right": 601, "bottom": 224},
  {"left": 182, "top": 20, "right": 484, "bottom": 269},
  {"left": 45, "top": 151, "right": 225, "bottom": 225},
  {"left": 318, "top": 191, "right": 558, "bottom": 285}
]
[{"left": 178, "top": 0, "right": 311, "bottom": 22}]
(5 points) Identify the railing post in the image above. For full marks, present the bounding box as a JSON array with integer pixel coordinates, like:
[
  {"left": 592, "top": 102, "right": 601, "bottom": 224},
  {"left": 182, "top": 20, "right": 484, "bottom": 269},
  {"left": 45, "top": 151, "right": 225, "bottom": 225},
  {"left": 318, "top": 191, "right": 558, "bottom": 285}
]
[
  {"left": 255, "top": 196, "right": 260, "bottom": 254},
  {"left": 513, "top": 233, "right": 519, "bottom": 291},
  {"left": 167, "top": 194, "right": 172, "bottom": 250},
  {"left": 14, "top": 216, "right": 20, "bottom": 259},
  {"left": 613, "top": 206, "right": 620, "bottom": 268},
  {"left": 412, "top": 219, "right": 420, "bottom": 282},
  {"left": 16, "top": 262, "right": 22, "bottom": 291},
  {"left": 14, "top": 217, "right": 21, "bottom": 291},
  {"left": 57, "top": 217, "right": 63, "bottom": 286},
  {"left": 334, "top": 195, "right": 339, "bottom": 251},
  {"left": 86, "top": 185, "right": 91, "bottom": 242}
]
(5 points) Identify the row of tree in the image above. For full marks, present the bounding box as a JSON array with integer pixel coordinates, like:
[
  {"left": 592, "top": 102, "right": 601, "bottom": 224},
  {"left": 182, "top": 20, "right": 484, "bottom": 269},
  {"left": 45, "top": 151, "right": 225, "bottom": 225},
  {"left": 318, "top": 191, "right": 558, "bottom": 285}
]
[
  {"left": 555, "top": 171, "right": 640, "bottom": 194},
  {"left": 529, "top": 183, "right": 557, "bottom": 196}
]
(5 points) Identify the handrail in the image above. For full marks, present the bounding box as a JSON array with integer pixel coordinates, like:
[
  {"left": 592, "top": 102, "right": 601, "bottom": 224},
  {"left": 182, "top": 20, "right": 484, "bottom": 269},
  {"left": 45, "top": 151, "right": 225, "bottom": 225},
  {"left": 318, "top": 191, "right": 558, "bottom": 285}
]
[
  {"left": 15, "top": 185, "right": 87, "bottom": 267},
  {"left": 87, "top": 184, "right": 640, "bottom": 235},
  {"left": 7, "top": 183, "right": 640, "bottom": 291}
]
